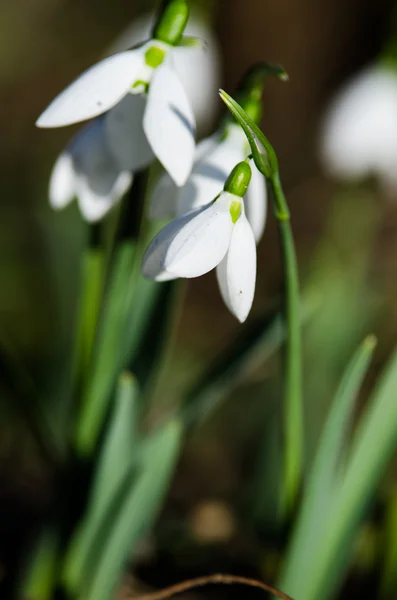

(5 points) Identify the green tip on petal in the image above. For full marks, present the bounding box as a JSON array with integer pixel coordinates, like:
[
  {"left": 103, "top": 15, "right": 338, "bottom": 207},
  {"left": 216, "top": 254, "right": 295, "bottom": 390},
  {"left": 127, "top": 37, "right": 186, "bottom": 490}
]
[
  {"left": 219, "top": 89, "right": 278, "bottom": 179},
  {"left": 224, "top": 161, "right": 252, "bottom": 198},
  {"left": 153, "top": 0, "right": 190, "bottom": 46},
  {"left": 229, "top": 199, "right": 242, "bottom": 223}
]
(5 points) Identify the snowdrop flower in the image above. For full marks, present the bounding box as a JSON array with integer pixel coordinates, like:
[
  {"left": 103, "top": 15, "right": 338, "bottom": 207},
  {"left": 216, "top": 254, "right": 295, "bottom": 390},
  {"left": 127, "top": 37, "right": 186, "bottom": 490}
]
[
  {"left": 151, "top": 122, "right": 267, "bottom": 243},
  {"left": 107, "top": 8, "right": 221, "bottom": 135},
  {"left": 142, "top": 161, "right": 257, "bottom": 322},
  {"left": 320, "top": 65, "right": 397, "bottom": 192},
  {"left": 36, "top": 0, "right": 196, "bottom": 188}
]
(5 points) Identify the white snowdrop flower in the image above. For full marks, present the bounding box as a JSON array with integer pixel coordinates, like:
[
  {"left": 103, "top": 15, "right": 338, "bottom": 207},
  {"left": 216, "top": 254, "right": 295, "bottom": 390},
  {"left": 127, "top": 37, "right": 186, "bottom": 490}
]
[
  {"left": 150, "top": 123, "right": 267, "bottom": 243},
  {"left": 107, "top": 9, "right": 221, "bottom": 135},
  {"left": 320, "top": 65, "right": 397, "bottom": 191},
  {"left": 142, "top": 161, "right": 257, "bottom": 322},
  {"left": 49, "top": 117, "right": 132, "bottom": 222},
  {"left": 36, "top": 0, "right": 196, "bottom": 187}
]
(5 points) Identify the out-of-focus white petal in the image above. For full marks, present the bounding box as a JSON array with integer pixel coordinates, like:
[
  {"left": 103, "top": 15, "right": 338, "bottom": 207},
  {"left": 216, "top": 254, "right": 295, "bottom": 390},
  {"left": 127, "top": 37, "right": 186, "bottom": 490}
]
[
  {"left": 150, "top": 172, "right": 179, "bottom": 219},
  {"left": 105, "top": 94, "right": 154, "bottom": 171},
  {"left": 36, "top": 50, "right": 145, "bottom": 128},
  {"left": 150, "top": 132, "right": 221, "bottom": 219},
  {"left": 142, "top": 209, "right": 202, "bottom": 280},
  {"left": 144, "top": 63, "right": 196, "bottom": 186},
  {"left": 49, "top": 151, "right": 76, "bottom": 209},
  {"left": 216, "top": 213, "right": 256, "bottom": 322},
  {"left": 106, "top": 10, "right": 221, "bottom": 135},
  {"left": 70, "top": 119, "right": 132, "bottom": 222},
  {"left": 245, "top": 165, "right": 267, "bottom": 243},
  {"left": 177, "top": 128, "right": 245, "bottom": 214},
  {"left": 164, "top": 192, "right": 233, "bottom": 277},
  {"left": 321, "top": 66, "right": 397, "bottom": 183}
]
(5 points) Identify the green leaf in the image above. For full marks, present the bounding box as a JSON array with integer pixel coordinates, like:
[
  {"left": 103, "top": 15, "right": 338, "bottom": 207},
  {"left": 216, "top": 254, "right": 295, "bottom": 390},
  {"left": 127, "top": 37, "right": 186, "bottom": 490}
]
[
  {"left": 21, "top": 529, "right": 59, "bottom": 600},
  {"left": 63, "top": 373, "right": 139, "bottom": 595},
  {"left": 84, "top": 419, "right": 183, "bottom": 600},
  {"left": 279, "top": 335, "right": 376, "bottom": 598},
  {"left": 74, "top": 241, "right": 137, "bottom": 456},
  {"left": 282, "top": 339, "right": 397, "bottom": 600}
]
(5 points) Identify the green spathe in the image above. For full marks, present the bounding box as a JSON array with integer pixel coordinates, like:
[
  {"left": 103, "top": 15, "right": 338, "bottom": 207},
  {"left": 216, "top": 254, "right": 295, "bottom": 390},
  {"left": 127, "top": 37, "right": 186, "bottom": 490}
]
[
  {"left": 153, "top": 0, "right": 190, "bottom": 46},
  {"left": 224, "top": 161, "right": 252, "bottom": 198}
]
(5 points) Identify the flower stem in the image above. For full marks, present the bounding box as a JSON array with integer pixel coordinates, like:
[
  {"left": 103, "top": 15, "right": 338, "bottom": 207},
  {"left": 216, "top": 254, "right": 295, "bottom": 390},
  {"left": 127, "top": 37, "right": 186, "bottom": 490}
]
[{"left": 270, "top": 172, "right": 303, "bottom": 516}]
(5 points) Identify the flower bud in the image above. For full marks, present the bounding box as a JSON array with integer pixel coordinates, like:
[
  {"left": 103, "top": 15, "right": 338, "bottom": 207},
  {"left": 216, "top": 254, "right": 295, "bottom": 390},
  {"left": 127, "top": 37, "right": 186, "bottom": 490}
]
[
  {"left": 153, "top": 0, "right": 190, "bottom": 46},
  {"left": 224, "top": 161, "right": 252, "bottom": 198}
]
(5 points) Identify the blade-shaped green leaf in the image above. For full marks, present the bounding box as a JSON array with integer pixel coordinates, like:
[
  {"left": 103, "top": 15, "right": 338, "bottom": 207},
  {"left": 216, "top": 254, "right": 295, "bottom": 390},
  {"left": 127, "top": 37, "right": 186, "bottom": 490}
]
[
  {"left": 282, "top": 341, "right": 397, "bottom": 600},
  {"left": 84, "top": 419, "right": 183, "bottom": 600},
  {"left": 74, "top": 241, "right": 136, "bottom": 456},
  {"left": 279, "top": 335, "right": 376, "bottom": 598},
  {"left": 63, "top": 373, "right": 139, "bottom": 594},
  {"left": 21, "top": 529, "right": 59, "bottom": 600}
]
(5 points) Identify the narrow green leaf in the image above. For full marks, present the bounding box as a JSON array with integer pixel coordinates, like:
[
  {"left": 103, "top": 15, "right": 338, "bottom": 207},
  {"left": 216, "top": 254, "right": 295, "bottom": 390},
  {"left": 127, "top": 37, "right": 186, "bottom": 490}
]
[
  {"left": 279, "top": 335, "right": 376, "bottom": 598},
  {"left": 73, "top": 247, "right": 106, "bottom": 389},
  {"left": 21, "top": 529, "right": 59, "bottom": 600},
  {"left": 74, "top": 241, "right": 136, "bottom": 456},
  {"left": 282, "top": 341, "right": 397, "bottom": 600},
  {"left": 84, "top": 419, "right": 183, "bottom": 600},
  {"left": 63, "top": 373, "right": 139, "bottom": 594}
]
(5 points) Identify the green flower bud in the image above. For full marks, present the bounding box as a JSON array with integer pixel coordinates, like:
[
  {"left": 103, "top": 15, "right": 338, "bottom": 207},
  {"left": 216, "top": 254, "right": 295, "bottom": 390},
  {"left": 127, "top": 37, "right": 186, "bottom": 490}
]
[
  {"left": 224, "top": 161, "right": 252, "bottom": 198},
  {"left": 153, "top": 0, "right": 190, "bottom": 46}
]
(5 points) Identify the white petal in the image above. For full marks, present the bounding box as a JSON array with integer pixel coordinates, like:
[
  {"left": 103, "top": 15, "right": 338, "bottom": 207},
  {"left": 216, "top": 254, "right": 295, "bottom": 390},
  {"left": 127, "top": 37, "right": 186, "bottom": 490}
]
[
  {"left": 150, "top": 132, "right": 221, "bottom": 220},
  {"left": 36, "top": 50, "right": 145, "bottom": 128},
  {"left": 49, "top": 151, "right": 76, "bottom": 210},
  {"left": 245, "top": 165, "right": 267, "bottom": 243},
  {"left": 216, "top": 213, "right": 256, "bottom": 323},
  {"left": 142, "top": 209, "right": 202, "bottom": 280},
  {"left": 177, "top": 130, "right": 245, "bottom": 214},
  {"left": 71, "top": 119, "right": 132, "bottom": 221},
  {"left": 105, "top": 94, "right": 154, "bottom": 171},
  {"left": 144, "top": 63, "right": 196, "bottom": 186},
  {"left": 164, "top": 192, "right": 234, "bottom": 278},
  {"left": 149, "top": 171, "right": 179, "bottom": 219}
]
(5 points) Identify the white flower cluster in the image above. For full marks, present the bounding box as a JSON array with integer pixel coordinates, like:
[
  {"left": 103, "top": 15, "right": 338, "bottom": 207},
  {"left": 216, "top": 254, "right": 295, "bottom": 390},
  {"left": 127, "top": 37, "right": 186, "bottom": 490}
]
[{"left": 36, "top": 3, "right": 267, "bottom": 321}]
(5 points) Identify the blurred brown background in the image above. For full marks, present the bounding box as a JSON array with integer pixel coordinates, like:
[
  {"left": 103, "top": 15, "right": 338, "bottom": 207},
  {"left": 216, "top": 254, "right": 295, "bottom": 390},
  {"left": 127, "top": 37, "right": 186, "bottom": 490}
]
[{"left": 1, "top": 0, "right": 397, "bottom": 597}]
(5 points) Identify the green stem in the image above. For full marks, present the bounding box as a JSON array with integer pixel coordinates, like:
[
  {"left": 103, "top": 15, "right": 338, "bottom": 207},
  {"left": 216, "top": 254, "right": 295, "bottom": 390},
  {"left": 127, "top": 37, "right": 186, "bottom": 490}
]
[{"left": 270, "top": 172, "right": 303, "bottom": 515}]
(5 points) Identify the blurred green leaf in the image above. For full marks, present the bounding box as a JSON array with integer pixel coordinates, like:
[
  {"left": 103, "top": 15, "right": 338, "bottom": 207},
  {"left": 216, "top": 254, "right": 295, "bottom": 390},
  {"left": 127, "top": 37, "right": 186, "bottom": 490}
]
[
  {"left": 74, "top": 240, "right": 137, "bottom": 456},
  {"left": 279, "top": 335, "right": 376, "bottom": 598},
  {"left": 21, "top": 529, "right": 59, "bottom": 600},
  {"left": 282, "top": 341, "right": 397, "bottom": 600},
  {"left": 84, "top": 419, "right": 183, "bottom": 600},
  {"left": 63, "top": 373, "right": 139, "bottom": 594},
  {"left": 380, "top": 488, "right": 397, "bottom": 598}
]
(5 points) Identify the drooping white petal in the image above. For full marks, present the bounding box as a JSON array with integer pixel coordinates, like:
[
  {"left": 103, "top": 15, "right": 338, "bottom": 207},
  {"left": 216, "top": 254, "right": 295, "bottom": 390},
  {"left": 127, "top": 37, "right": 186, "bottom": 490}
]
[
  {"left": 142, "top": 208, "right": 203, "bottom": 280},
  {"left": 105, "top": 94, "right": 154, "bottom": 171},
  {"left": 49, "top": 151, "right": 76, "bottom": 209},
  {"left": 149, "top": 171, "right": 179, "bottom": 219},
  {"left": 216, "top": 212, "right": 256, "bottom": 323},
  {"left": 245, "top": 165, "right": 267, "bottom": 243},
  {"left": 144, "top": 62, "right": 196, "bottom": 186},
  {"left": 150, "top": 132, "right": 221, "bottom": 220},
  {"left": 71, "top": 119, "right": 132, "bottom": 221},
  {"left": 164, "top": 192, "right": 234, "bottom": 278},
  {"left": 177, "top": 129, "right": 245, "bottom": 214},
  {"left": 36, "top": 50, "right": 145, "bottom": 128}
]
